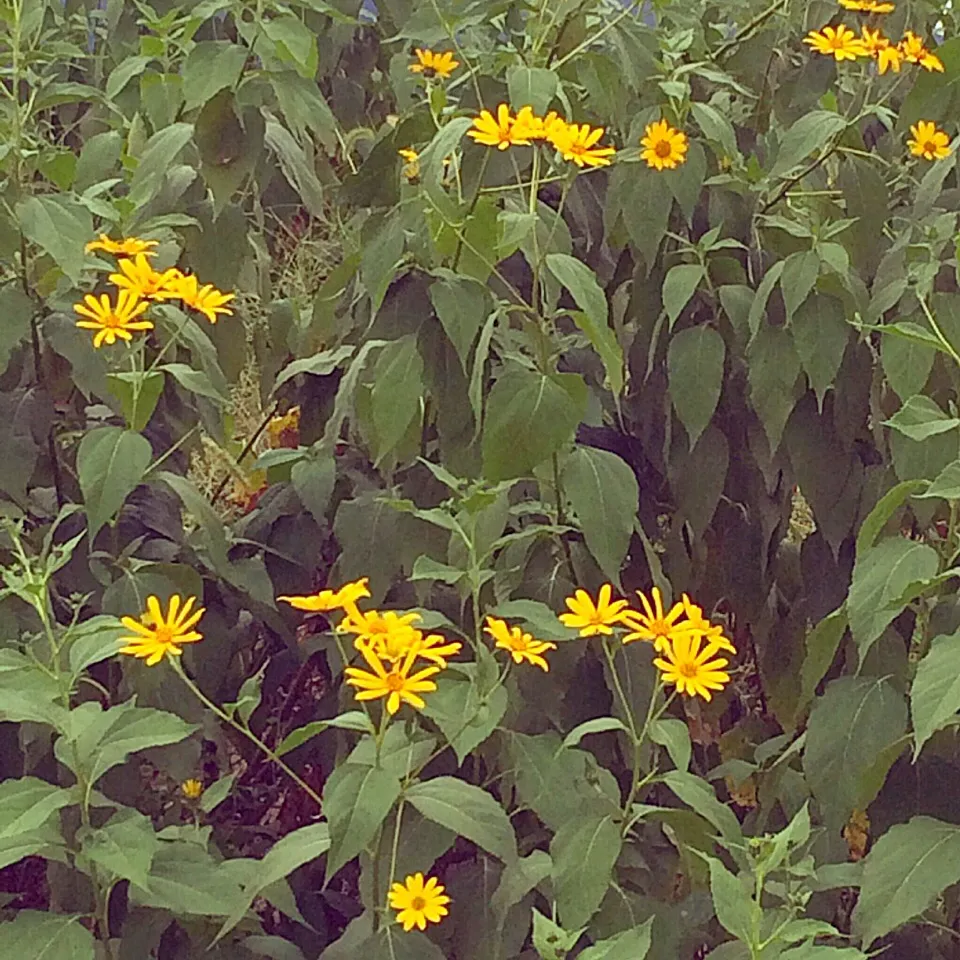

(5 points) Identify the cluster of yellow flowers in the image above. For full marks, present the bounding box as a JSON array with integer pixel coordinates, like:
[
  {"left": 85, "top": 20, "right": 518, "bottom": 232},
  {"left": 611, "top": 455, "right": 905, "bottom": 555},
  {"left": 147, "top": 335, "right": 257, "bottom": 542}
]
[{"left": 77, "top": 235, "right": 235, "bottom": 348}]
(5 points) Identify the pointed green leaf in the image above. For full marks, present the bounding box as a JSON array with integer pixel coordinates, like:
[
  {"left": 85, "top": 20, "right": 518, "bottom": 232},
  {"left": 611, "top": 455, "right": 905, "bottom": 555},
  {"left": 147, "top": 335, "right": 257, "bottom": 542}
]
[
  {"left": 770, "top": 112, "right": 847, "bottom": 178},
  {"left": 884, "top": 394, "right": 960, "bottom": 441},
  {"left": 662, "top": 264, "right": 705, "bottom": 330},
  {"left": 551, "top": 814, "right": 622, "bottom": 929},
  {"left": 911, "top": 630, "right": 960, "bottom": 757},
  {"left": 3, "top": 911, "right": 96, "bottom": 960},
  {"left": 667, "top": 325, "right": 725, "bottom": 446}
]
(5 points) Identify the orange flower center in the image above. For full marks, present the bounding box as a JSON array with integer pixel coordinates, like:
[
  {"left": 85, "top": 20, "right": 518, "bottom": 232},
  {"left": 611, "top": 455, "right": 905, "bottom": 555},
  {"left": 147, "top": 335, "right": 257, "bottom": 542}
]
[
  {"left": 101, "top": 311, "right": 124, "bottom": 329},
  {"left": 649, "top": 618, "right": 671, "bottom": 636},
  {"left": 678, "top": 661, "right": 699, "bottom": 678},
  {"left": 923, "top": 140, "right": 938, "bottom": 155},
  {"left": 655, "top": 139, "right": 672, "bottom": 158},
  {"left": 154, "top": 625, "right": 175, "bottom": 645},
  {"left": 410, "top": 896, "right": 426, "bottom": 911},
  {"left": 386, "top": 672, "right": 405, "bottom": 692}
]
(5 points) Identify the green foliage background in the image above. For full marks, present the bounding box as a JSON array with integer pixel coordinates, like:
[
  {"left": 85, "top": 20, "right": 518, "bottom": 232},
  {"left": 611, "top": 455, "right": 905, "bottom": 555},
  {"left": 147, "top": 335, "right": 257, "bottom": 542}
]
[{"left": 2, "top": 0, "right": 960, "bottom": 957}]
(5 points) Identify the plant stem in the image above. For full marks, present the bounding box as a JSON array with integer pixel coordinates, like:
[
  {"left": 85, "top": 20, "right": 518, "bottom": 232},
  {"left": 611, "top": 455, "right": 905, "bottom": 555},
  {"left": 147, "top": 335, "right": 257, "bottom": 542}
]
[{"left": 918, "top": 292, "right": 960, "bottom": 369}]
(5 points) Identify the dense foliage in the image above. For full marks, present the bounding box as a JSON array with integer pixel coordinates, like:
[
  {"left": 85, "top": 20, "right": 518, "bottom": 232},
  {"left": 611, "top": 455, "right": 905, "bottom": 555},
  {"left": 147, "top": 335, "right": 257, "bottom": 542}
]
[{"left": 1, "top": 0, "right": 960, "bottom": 957}]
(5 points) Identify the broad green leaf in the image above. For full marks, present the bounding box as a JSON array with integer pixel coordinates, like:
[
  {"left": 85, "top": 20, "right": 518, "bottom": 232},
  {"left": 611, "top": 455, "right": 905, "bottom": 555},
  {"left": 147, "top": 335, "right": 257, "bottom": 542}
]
[
  {"left": 0, "top": 777, "right": 72, "bottom": 871},
  {"left": 562, "top": 716, "right": 630, "bottom": 750},
  {"left": 852, "top": 816, "right": 960, "bottom": 947},
  {"left": 182, "top": 41, "right": 247, "bottom": 111},
  {"left": 3, "top": 911, "right": 95, "bottom": 960},
  {"left": 160, "top": 363, "right": 227, "bottom": 401},
  {"left": 780, "top": 946, "right": 866, "bottom": 959},
  {"left": 199, "top": 773, "right": 236, "bottom": 813},
  {"left": 690, "top": 101, "right": 738, "bottom": 159},
  {"left": 482, "top": 368, "right": 586, "bottom": 481},
  {"left": 562, "top": 446, "right": 638, "bottom": 583},
  {"left": 649, "top": 718, "right": 691, "bottom": 772},
  {"left": 410, "top": 555, "right": 466, "bottom": 585},
  {"left": 911, "top": 630, "right": 960, "bottom": 757},
  {"left": 531, "top": 907, "right": 584, "bottom": 960},
  {"left": 276, "top": 712, "right": 374, "bottom": 757},
  {"left": 421, "top": 669, "right": 507, "bottom": 763},
  {"left": 348, "top": 725, "right": 437, "bottom": 779},
  {"left": 261, "top": 14, "right": 318, "bottom": 78},
  {"left": 292, "top": 453, "right": 336, "bottom": 523},
  {"left": 916, "top": 459, "right": 960, "bottom": 500},
  {"left": 661, "top": 771, "right": 743, "bottom": 847},
  {"left": 406, "top": 776, "right": 517, "bottom": 862},
  {"left": 323, "top": 763, "right": 400, "bottom": 879},
  {"left": 856, "top": 480, "right": 928, "bottom": 553},
  {"left": 882, "top": 322, "right": 936, "bottom": 401},
  {"left": 577, "top": 920, "right": 653, "bottom": 960},
  {"left": 0, "top": 650, "right": 68, "bottom": 728},
  {"left": 569, "top": 305, "right": 625, "bottom": 396},
  {"left": 884, "top": 394, "right": 960, "bottom": 441},
  {"left": 68, "top": 615, "right": 126, "bottom": 678},
  {"left": 270, "top": 71, "right": 337, "bottom": 150},
  {"left": 551, "top": 814, "right": 622, "bottom": 928},
  {"left": 490, "top": 851, "right": 552, "bottom": 930},
  {"left": 107, "top": 371, "right": 165, "bottom": 431},
  {"left": 17, "top": 194, "right": 92, "bottom": 284},
  {"left": 273, "top": 344, "right": 355, "bottom": 391},
  {"left": 507, "top": 65, "right": 558, "bottom": 114},
  {"left": 106, "top": 55, "right": 152, "bottom": 99},
  {"left": 746, "top": 260, "right": 786, "bottom": 340},
  {"left": 667, "top": 325, "right": 725, "bottom": 447},
  {"left": 0, "top": 286, "right": 33, "bottom": 374},
  {"left": 158, "top": 470, "right": 230, "bottom": 571},
  {"left": 702, "top": 854, "right": 758, "bottom": 942},
  {"left": 265, "top": 119, "right": 325, "bottom": 217},
  {"left": 792, "top": 292, "right": 848, "bottom": 407},
  {"left": 128, "top": 122, "right": 194, "bottom": 208},
  {"left": 619, "top": 165, "right": 672, "bottom": 272},
  {"left": 544, "top": 254, "right": 609, "bottom": 335},
  {"left": 847, "top": 537, "right": 939, "bottom": 660},
  {"left": 662, "top": 263, "right": 704, "bottom": 330},
  {"left": 79, "top": 807, "right": 158, "bottom": 886},
  {"left": 670, "top": 424, "right": 728, "bottom": 538},
  {"left": 763, "top": 802, "right": 811, "bottom": 875},
  {"left": 780, "top": 250, "right": 820, "bottom": 322},
  {"left": 430, "top": 274, "right": 489, "bottom": 373},
  {"left": 803, "top": 676, "right": 907, "bottom": 822},
  {"left": 770, "top": 112, "right": 847, "bottom": 178},
  {"left": 798, "top": 607, "right": 847, "bottom": 715},
  {"left": 370, "top": 335, "right": 423, "bottom": 464},
  {"left": 77, "top": 426, "right": 152, "bottom": 540},
  {"left": 665, "top": 141, "right": 706, "bottom": 224}
]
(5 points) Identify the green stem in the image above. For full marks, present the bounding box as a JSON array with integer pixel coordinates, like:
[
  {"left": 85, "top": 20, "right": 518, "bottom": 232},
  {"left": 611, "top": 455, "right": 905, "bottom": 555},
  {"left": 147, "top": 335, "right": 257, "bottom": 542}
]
[{"left": 918, "top": 292, "right": 960, "bottom": 369}]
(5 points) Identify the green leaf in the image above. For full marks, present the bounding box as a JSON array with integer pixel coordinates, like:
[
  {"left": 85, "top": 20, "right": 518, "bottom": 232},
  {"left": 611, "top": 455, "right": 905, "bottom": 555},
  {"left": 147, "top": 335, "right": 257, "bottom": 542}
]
[
  {"left": 884, "top": 394, "right": 960, "bottom": 441},
  {"left": 3, "top": 911, "right": 96, "bottom": 960},
  {"left": 0, "top": 777, "right": 72, "bottom": 871},
  {"left": 619, "top": 166, "right": 672, "bottom": 273},
  {"left": 128, "top": 122, "right": 194, "bottom": 208},
  {"left": 68, "top": 615, "right": 126, "bottom": 678},
  {"left": 780, "top": 250, "right": 820, "bottom": 322},
  {"left": 490, "top": 851, "right": 552, "bottom": 930},
  {"left": 852, "top": 816, "right": 960, "bottom": 947},
  {"left": 916, "top": 459, "right": 960, "bottom": 500},
  {"left": 848, "top": 537, "right": 939, "bottom": 660},
  {"left": 276, "top": 712, "right": 374, "bottom": 757},
  {"left": 561, "top": 716, "right": 630, "bottom": 750},
  {"left": 158, "top": 471, "right": 229, "bottom": 571},
  {"left": 270, "top": 71, "right": 337, "bottom": 150},
  {"left": 323, "top": 763, "right": 400, "bottom": 879},
  {"left": 482, "top": 368, "right": 586, "bottom": 481},
  {"left": 661, "top": 771, "right": 743, "bottom": 847},
  {"left": 690, "top": 101, "right": 738, "bottom": 159},
  {"left": 292, "top": 453, "right": 336, "bottom": 523},
  {"left": 421, "top": 669, "right": 508, "bottom": 764},
  {"left": 261, "top": 13, "right": 318, "bottom": 78},
  {"left": 882, "top": 322, "right": 936, "bottom": 401},
  {"left": 649, "top": 718, "right": 691, "bottom": 772},
  {"left": 662, "top": 263, "right": 704, "bottom": 330},
  {"left": 182, "top": 41, "right": 248, "bottom": 111},
  {"left": 406, "top": 776, "right": 517, "bottom": 862},
  {"left": 577, "top": 920, "right": 653, "bottom": 960},
  {"left": 370, "top": 335, "right": 423, "bottom": 464},
  {"left": 562, "top": 446, "right": 638, "bottom": 583},
  {"left": 0, "top": 286, "right": 33, "bottom": 374},
  {"left": 0, "top": 650, "right": 68, "bottom": 728},
  {"left": 803, "top": 676, "right": 907, "bottom": 822},
  {"left": 770, "top": 111, "right": 847, "bottom": 178},
  {"left": 780, "top": 946, "right": 867, "bottom": 960},
  {"left": 857, "top": 480, "right": 928, "bottom": 553},
  {"left": 792, "top": 292, "right": 848, "bottom": 407},
  {"left": 265, "top": 119, "right": 325, "bottom": 217},
  {"left": 107, "top": 371, "right": 165, "bottom": 431},
  {"left": 430, "top": 274, "right": 489, "bottom": 373},
  {"left": 551, "top": 814, "right": 622, "bottom": 929},
  {"left": 799, "top": 607, "right": 847, "bottom": 715},
  {"left": 544, "top": 253, "right": 609, "bottom": 337},
  {"left": 106, "top": 55, "right": 153, "bottom": 99},
  {"left": 17, "top": 194, "right": 92, "bottom": 284},
  {"left": 79, "top": 807, "right": 158, "bottom": 886},
  {"left": 702, "top": 854, "right": 758, "bottom": 943},
  {"left": 569, "top": 304, "right": 624, "bottom": 396},
  {"left": 747, "top": 261, "right": 786, "bottom": 340},
  {"left": 161, "top": 362, "right": 227, "bottom": 401},
  {"left": 667, "top": 325, "right": 725, "bottom": 446},
  {"left": 77, "top": 426, "right": 152, "bottom": 540},
  {"left": 531, "top": 907, "right": 584, "bottom": 960},
  {"left": 670, "top": 424, "right": 729, "bottom": 538},
  {"left": 911, "top": 630, "right": 960, "bottom": 757},
  {"left": 507, "top": 65, "right": 558, "bottom": 114},
  {"left": 273, "top": 344, "right": 355, "bottom": 392},
  {"left": 410, "top": 555, "right": 466, "bottom": 585}
]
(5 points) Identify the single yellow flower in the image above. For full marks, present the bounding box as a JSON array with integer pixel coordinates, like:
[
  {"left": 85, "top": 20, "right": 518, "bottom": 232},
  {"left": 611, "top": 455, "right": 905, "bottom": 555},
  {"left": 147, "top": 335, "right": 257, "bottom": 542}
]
[
  {"left": 164, "top": 273, "right": 235, "bottom": 324},
  {"left": 552, "top": 122, "right": 616, "bottom": 168},
  {"left": 109, "top": 253, "right": 181, "bottom": 301},
  {"left": 388, "top": 873, "right": 451, "bottom": 932},
  {"left": 181, "top": 778, "right": 204, "bottom": 800},
  {"left": 467, "top": 103, "right": 532, "bottom": 151},
  {"left": 85, "top": 234, "right": 158, "bottom": 257},
  {"left": 622, "top": 587, "right": 687, "bottom": 652},
  {"left": 119, "top": 595, "right": 204, "bottom": 666},
  {"left": 803, "top": 24, "right": 868, "bottom": 61},
  {"left": 484, "top": 616, "right": 556, "bottom": 671},
  {"left": 859, "top": 25, "right": 887, "bottom": 57},
  {"left": 653, "top": 633, "right": 731, "bottom": 701},
  {"left": 838, "top": 0, "right": 894, "bottom": 11},
  {"left": 877, "top": 43, "right": 902, "bottom": 74},
  {"left": 408, "top": 48, "right": 459, "bottom": 79},
  {"left": 674, "top": 594, "right": 737, "bottom": 654},
  {"left": 558, "top": 584, "right": 631, "bottom": 637},
  {"left": 907, "top": 121, "right": 952, "bottom": 161},
  {"left": 640, "top": 119, "right": 689, "bottom": 171},
  {"left": 344, "top": 645, "right": 441, "bottom": 714},
  {"left": 279, "top": 578, "right": 371, "bottom": 619},
  {"left": 73, "top": 290, "right": 153, "bottom": 348},
  {"left": 899, "top": 31, "right": 944, "bottom": 71},
  {"left": 410, "top": 631, "right": 463, "bottom": 668}
]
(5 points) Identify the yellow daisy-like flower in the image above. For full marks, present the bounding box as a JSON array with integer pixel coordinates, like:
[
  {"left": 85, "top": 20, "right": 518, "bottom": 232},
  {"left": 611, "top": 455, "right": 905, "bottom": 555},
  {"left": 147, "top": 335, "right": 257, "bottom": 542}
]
[
  {"left": 278, "top": 578, "right": 371, "bottom": 619},
  {"left": 653, "top": 633, "right": 731, "bottom": 702},
  {"left": 640, "top": 119, "right": 689, "bottom": 171},
  {"left": 467, "top": 103, "right": 532, "bottom": 151},
  {"left": 344, "top": 645, "right": 441, "bottom": 714},
  {"left": 803, "top": 24, "right": 868, "bottom": 61},
  {"left": 907, "top": 121, "right": 952, "bottom": 161},
  {"left": 118, "top": 595, "right": 205, "bottom": 666},
  {"left": 622, "top": 587, "right": 687, "bottom": 652},
  {"left": 388, "top": 873, "right": 451, "bottom": 932},
  {"left": 876, "top": 42, "right": 903, "bottom": 74},
  {"left": 85, "top": 234, "right": 158, "bottom": 257},
  {"left": 859, "top": 25, "right": 887, "bottom": 57},
  {"left": 410, "top": 631, "right": 463, "bottom": 668},
  {"left": 484, "top": 616, "right": 556, "bottom": 671},
  {"left": 558, "top": 584, "right": 631, "bottom": 637},
  {"left": 181, "top": 778, "right": 204, "bottom": 800},
  {"left": 552, "top": 122, "right": 617, "bottom": 168},
  {"left": 838, "top": 0, "right": 894, "bottom": 12},
  {"left": 73, "top": 289, "right": 153, "bottom": 348},
  {"left": 513, "top": 107, "right": 567, "bottom": 147},
  {"left": 674, "top": 594, "right": 737, "bottom": 654},
  {"left": 109, "top": 253, "right": 182, "bottom": 301},
  {"left": 340, "top": 608, "right": 422, "bottom": 651},
  {"left": 408, "top": 48, "right": 459, "bottom": 79},
  {"left": 899, "top": 31, "right": 944, "bottom": 71},
  {"left": 165, "top": 273, "right": 236, "bottom": 324}
]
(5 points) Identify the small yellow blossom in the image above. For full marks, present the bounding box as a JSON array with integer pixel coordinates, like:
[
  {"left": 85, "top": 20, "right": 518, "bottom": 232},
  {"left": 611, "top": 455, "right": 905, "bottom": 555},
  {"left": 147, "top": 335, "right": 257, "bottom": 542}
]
[
  {"left": 900, "top": 31, "right": 944, "bottom": 72},
  {"left": 838, "top": 0, "right": 895, "bottom": 12},
  {"left": 408, "top": 48, "right": 459, "bottom": 79},
  {"left": 622, "top": 587, "right": 687, "bottom": 652},
  {"left": 118, "top": 595, "right": 204, "bottom": 666},
  {"left": 279, "top": 578, "right": 370, "bottom": 619},
  {"left": 484, "top": 616, "right": 556, "bottom": 671},
  {"left": 109, "top": 254, "right": 181, "bottom": 301},
  {"left": 165, "top": 273, "right": 235, "bottom": 324},
  {"left": 674, "top": 594, "right": 737, "bottom": 654},
  {"left": 388, "top": 873, "right": 451, "bottom": 932},
  {"left": 410, "top": 631, "right": 462, "bottom": 668},
  {"left": 85, "top": 234, "right": 158, "bottom": 257},
  {"left": 467, "top": 103, "right": 532, "bottom": 151},
  {"left": 552, "top": 122, "right": 616, "bottom": 168},
  {"left": 640, "top": 119, "right": 689, "bottom": 170},
  {"left": 181, "top": 778, "right": 204, "bottom": 800},
  {"left": 803, "top": 24, "right": 869, "bottom": 61},
  {"left": 907, "top": 121, "right": 952, "bottom": 161},
  {"left": 340, "top": 608, "right": 422, "bottom": 651},
  {"left": 653, "top": 633, "right": 731, "bottom": 701},
  {"left": 558, "top": 584, "right": 631, "bottom": 637},
  {"left": 344, "top": 645, "right": 441, "bottom": 714},
  {"left": 73, "top": 290, "right": 153, "bottom": 348}
]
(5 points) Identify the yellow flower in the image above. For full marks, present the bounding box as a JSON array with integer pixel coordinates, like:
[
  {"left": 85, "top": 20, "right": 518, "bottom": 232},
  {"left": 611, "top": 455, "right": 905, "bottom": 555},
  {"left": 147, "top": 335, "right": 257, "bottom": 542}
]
[
  {"left": 899, "top": 31, "right": 944, "bottom": 71},
  {"left": 558, "top": 584, "right": 631, "bottom": 637},
  {"left": 859, "top": 25, "right": 887, "bottom": 57},
  {"left": 640, "top": 119, "right": 689, "bottom": 171},
  {"left": 267, "top": 405, "right": 300, "bottom": 447},
  {"left": 165, "top": 273, "right": 235, "bottom": 324},
  {"left": 675, "top": 594, "right": 737, "bottom": 654},
  {"left": 279, "top": 578, "right": 371, "bottom": 619},
  {"left": 398, "top": 147, "right": 420, "bottom": 180},
  {"left": 408, "top": 48, "right": 459, "bottom": 79},
  {"left": 877, "top": 43, "right": 903, "bottom": 74},
  {"left": 410, "top": 631, "right": 463, "bottom": 668},
  {"left": 622, "top": 587, "right": 687, "bottom": 652},
  {"left": 73, "top": 290, "right": 153, "bottom": 348},
  {"left": 119, "top": 595, "right": 204, "bottom": 666},
  {"left": 907, "top": 121, "right": 952, "bottom": 161},
  {"left": 388, "top": 873, "right": 451, "bottom": 932},
  {"left": 341, "top": 608, "right": 422, "bottom": 652},
  {"left": 344, "top": 645, "right": 441, "bottom": 714},
  {"left": 109, "top": 253, "right": 181, "bottom": 301},
  {"left": 653, "top": 633, "right": 731, "bottom": 701},
  {"left": 467, "top": 103, "right": 532, "bottom": 151},
  {"left": 85, "top": 234, "right": 158, "bottom": 257},
  {"left": 803, "top": 24, "right": 868, "bottom": 61},
  {"left": 181, "top": 778, "right": 204, "bottom": 800},
  {"left": 484, "top": 616, "right": 556, "bottom": 671},
  {"left": 552, "top": 122, "right": 617, "bottom": 168},
  {"left": 838, "top": 0, "right": 895, "bottom": 11}
]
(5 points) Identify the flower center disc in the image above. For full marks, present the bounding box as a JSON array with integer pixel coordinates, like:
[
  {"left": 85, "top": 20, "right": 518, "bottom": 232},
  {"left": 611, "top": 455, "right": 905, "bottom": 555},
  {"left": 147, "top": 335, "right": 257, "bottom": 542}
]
[
  {"left": 678, "top": 661, "right": 699, "bottom": 678},
  {"left": 410, "top": 896, "right": 426, "bottom": 911},
  {"left": 924, "top": 140, "right": 938, "bottom": 155},
  {"left": 655, "top": 140, "right": 672, "bottom": 158},
  {"left": 154, "top": 625, "right": 175, "bottom": 645},
  {"left": 386, "top": 673, "right": 405, "bottom": 692}
]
